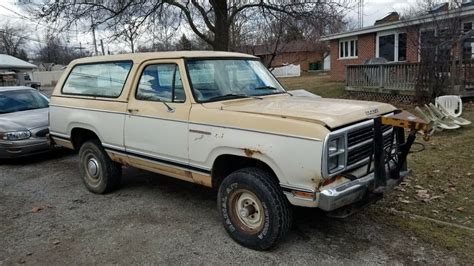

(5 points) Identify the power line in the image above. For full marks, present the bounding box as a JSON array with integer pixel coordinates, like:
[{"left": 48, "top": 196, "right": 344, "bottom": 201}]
[
  {"left": 0, "top": 3, "right": 59, "bottom": 32},
  {"left": 0, "top": 3, "right": 117, "bottom": 54},
  {"left": 0, "top": 2, "right": 87, "bottom": 42},
  {"left": 0, "top": 4, "right": 93, "bottom": 50},
  {"left": 0, "top": 29, "right": 85, "bottom": 49}
]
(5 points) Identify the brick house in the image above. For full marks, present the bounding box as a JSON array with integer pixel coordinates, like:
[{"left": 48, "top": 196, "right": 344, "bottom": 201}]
[
  {"left": 322, "top": 2, "right": 474, "bottom": 81},
  {"left": 240, "top": 40, "right": 326, "bottom": 72}
]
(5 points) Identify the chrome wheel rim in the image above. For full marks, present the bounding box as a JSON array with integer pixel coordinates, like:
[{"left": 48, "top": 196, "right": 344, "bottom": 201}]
[
  {"left": 87, "top": 158, "right": 100, "bottom": 179},
  {"left": 83, "top": 153, "right": 101, "bottom": 186}
]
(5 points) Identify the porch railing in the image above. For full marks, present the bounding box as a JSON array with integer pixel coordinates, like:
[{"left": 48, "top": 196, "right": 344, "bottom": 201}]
[
  {"left": 346, "top": 63, "right": 419, "bottom": 92},
  {"left": 345, "top": 61, "right": 474, "bottom": 97}
]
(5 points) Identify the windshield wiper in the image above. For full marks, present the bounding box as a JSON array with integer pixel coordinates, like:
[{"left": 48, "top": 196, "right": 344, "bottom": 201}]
[
  {"left": 253, "top": 85, "right": 293, "bottom": 96},
  {"left": 254, "top": 86, "right": 279, "bottom": 90},
  {"left": 206, "top": 94, "right": 251, "bottom": 102}
]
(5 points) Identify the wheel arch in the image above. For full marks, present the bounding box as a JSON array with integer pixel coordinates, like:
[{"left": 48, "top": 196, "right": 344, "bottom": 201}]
[
  {"left": 211, "top": 153, "right": 282, "bottom": 189},
  {"left": 70, "top": 126, "right": 102, "bottom": 150}
]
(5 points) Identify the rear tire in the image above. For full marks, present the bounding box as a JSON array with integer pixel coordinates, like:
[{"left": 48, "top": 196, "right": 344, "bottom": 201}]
[
  {"left": 78, "top": 139, "right": 122, "bottom": 194},
  {"left": 217, "top": 167, "right": 292, "bottom": 250}
]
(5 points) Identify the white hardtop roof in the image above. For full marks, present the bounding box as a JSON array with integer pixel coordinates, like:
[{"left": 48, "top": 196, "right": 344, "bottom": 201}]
[
  {"left": 70, "top": 50, "right": 258, "bottom": 65},
  {"left": 0, "top": 54, "right": 37, "bottom": 70}
]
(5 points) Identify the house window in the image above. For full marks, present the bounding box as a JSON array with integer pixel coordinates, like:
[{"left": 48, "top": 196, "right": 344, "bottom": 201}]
[
  {"left": 377, "top": 32, "right": 407, "bottom": 62},
  {"left": 339, "top": 39, "right": 358, "bottom": 59},
  {"left": 437, "top": 28, "right": 452, "bottom": 61},
  {"left": 309, "top": 61, "right": 322, "bottom": 70},
  {"left": 464, "top": 22, "right": 474, "bottom": 60},
  {"left": 463, "top": 38, "right": 474, "bottom": 59},
  {"left": 379, "top": 35, "right": 395, "bottom": 61},
  {"left": 420, "top": 30, "right": 436, "bottom": 61},
  {"left": 398, "top": 33, "right": 407, "bottom": 61},
  {"left": 463, "top": 22, "right": 472, "bottom": 33},
  {"left": 420, "top": 28, "right": 455, "bottom": 62}
]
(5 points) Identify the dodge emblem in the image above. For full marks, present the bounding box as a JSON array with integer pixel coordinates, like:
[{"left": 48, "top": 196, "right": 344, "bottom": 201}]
[{"left": 365, "top": 108, "right": 379, "bottom": 116}]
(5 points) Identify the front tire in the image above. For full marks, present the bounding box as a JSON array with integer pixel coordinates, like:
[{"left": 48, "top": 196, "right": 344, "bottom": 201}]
[
  {"left": 78, "top": 139, "right": 122, "bottom": 194},
  {"left": 217, "top": 167, "right": 292, "bottom": 250}
]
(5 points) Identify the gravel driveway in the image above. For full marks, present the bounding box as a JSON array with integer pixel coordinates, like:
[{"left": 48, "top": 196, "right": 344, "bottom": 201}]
[{"left": 0, "top": 151, "right": 459, "bottom": 264}]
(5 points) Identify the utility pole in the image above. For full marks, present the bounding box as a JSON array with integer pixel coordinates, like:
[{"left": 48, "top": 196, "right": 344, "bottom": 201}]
[
  {"left": 358, "top": 0, "right": 364, "bottom": 28},
  {"left": 100, "top": 39, "right": 105, "bottom": 55},
  {"left": 91, "top": 16, "right": 98, "bottom": 56}
]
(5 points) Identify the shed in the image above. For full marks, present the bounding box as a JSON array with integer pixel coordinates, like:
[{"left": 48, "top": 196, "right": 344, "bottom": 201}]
[{"left": 0, "top": 54, "right": 38, "bottom": 87}]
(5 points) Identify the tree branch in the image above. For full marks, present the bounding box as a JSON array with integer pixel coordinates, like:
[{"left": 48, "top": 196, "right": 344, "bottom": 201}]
[
  {"left": 191, "top": 0, "right": 215, "bottom": 32},
  {"left": 165, "top": 0, "right": 213, "bottom": 45}
]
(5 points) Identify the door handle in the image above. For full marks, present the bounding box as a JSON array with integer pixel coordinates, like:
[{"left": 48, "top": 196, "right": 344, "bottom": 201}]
[{"left": 127, "top": 108, "right": 139, "bottom": 113}]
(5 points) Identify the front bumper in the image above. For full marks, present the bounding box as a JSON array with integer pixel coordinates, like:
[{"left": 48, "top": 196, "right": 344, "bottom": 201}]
[
  {"left": 317, "top": 169, "right": 409, "bottom": 211},
  {"left": 284, "top": 168, "right": 409, "bottom": 210},
  {"left": 0, "top": 138, "right": 51, "bottom": 159}
]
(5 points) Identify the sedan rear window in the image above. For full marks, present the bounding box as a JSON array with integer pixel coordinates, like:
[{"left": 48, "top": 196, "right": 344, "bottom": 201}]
[
  {"left": 0, "top": 89, "right": 49, "bottom": 114},
  {"left": 62, "top": 61, "right": 132, "bottom": 98}
]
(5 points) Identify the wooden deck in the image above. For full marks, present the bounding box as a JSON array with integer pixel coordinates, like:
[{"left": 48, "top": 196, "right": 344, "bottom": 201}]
[{"left": 346, "top": 61, "right": 474, "bottom": 97}]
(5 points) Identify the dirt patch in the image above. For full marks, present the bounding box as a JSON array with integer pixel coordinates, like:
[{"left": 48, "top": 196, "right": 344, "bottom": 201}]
[{"left": 0, "top": 152, "right": 462, "bottom": 264}]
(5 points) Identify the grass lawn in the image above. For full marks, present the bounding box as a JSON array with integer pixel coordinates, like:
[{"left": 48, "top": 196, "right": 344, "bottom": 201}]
[
  {"left": 278, "top": 73, "right": 474, "bottom": 262},
  {"left": 278, "top": 73, "right": 346, "bottom": 98},
  {"left": 375, "top": 108, "right": 474, "bottom": 262}
]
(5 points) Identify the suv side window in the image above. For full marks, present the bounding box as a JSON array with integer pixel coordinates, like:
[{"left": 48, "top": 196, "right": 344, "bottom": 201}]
[
  {"left": 62, "top": 61, "right": 132, "bottom": 98},
  {"left": 136, "top": 64, "right": 185, "bottom": 103}
]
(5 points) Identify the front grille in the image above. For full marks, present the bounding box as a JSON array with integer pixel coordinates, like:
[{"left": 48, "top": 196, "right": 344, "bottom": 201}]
[{"left": 347, "top": 124, "right": 392, "bottom": 168}]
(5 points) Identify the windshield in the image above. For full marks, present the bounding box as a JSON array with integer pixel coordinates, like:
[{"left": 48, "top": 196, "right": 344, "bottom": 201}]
[
  {"left": 186, "top": 59, "right": 286, "bottom": 102},
  {"left": 0, "top": 89, "right": 49, "bottom": 114}
]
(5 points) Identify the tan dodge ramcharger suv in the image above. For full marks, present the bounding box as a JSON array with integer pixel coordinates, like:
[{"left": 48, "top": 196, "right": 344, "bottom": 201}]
[{"left": 49, "top": 51, "right": 425, "bottom": 250}]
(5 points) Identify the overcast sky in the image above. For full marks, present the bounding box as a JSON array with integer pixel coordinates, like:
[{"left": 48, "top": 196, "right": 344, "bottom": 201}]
[
  {"left": 0, "top": 0, "right": 419, "bottom": 55},
  {"left": 347, "top": 0, "right": 416, "bottom": 25}
]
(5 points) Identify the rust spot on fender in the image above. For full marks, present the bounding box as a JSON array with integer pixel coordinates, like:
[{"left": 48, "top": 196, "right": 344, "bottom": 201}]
[
  {"left": 107, "top": 152, "right": 129, "bottom": 166},
  {"left": 242, "top": 148, "right": 262, "bottom": 157},
  {"left": 184, "top": 170, "right": 193, "bottom": 178},
  {"left": 117, "top": 158, "right": 129, "bottom": 166},
  {"left": 191, "top": 172, "right": 212, "bottom": 187},
  {"left": 312, "top": 178, "right": 323, "bottom": 190}
]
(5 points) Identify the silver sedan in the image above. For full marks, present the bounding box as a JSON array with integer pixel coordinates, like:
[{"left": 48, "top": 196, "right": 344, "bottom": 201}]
[{"left": 0, "top": 86, "right": 51, "bottom": 159}]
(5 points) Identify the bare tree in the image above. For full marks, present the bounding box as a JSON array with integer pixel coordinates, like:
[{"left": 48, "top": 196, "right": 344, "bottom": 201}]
[
  {"left": 241, "top": 5, "right": 340, "bottom": 69},
  {"left": 112, "top": 17, "right": 143, "bottom": 53},
  {"left": 0, "top": 22, "right": 29, "bottom": 60},
  {"left": 399, "top": 0, "right": 473, "bottom": 101},
  {"left": 37, "top": 32, "right": 90, "bottom": 64},
  {"left": 21, "top": 0, "right": 352, "bottom": 51},
  {"left": 142, "top": 6, "right": 182, "bottom": 51}
]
